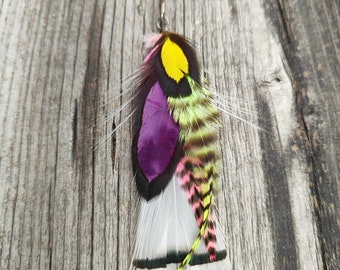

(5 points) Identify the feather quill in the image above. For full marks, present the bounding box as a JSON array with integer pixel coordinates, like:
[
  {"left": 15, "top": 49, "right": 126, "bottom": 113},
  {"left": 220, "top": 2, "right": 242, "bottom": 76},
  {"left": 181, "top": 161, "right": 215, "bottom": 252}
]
[{"left": 131, "top": 32, "right": 230, "bottom": 269}]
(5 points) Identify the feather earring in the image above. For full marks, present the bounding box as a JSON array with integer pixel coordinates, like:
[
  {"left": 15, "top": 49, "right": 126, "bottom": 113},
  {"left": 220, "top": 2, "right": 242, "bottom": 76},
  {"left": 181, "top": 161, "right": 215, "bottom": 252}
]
[{"left": 131, "top": 1, "right": 230, "bottom": 269}]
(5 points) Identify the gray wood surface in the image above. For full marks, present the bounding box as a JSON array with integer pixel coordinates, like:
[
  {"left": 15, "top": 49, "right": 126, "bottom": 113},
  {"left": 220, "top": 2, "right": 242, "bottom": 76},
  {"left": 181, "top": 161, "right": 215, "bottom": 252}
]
[{"left": 0, "top": 0, "right": 339, "bottom": 269}]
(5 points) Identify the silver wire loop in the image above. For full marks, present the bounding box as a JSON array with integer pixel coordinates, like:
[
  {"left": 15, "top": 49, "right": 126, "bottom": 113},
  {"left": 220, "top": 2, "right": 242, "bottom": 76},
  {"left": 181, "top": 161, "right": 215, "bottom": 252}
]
[
  {"left": 157, "top": 0, "right": 168, "bottom": 32},
  {"left": 157, "top": 16, "right": 169, "bottom": 32}
]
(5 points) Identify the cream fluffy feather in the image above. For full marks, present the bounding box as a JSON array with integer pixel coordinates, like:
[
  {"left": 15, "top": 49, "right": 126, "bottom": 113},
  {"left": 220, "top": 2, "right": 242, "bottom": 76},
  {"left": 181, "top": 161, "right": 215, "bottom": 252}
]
[{"left": 132, "top": 175, "right": 231, "bottom": 270}]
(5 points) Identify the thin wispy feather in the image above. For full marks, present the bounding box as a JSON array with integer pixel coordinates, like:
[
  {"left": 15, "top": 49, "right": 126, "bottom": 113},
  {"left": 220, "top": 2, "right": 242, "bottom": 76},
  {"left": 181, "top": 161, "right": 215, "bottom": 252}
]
[{"left": 97, "top": 32, "right": 260, "bottom": 270}]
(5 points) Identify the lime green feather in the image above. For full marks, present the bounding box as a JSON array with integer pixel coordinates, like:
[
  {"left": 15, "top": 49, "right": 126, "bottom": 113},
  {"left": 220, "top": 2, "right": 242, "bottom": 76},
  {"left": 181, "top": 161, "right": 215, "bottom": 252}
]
[{"left": 168, "top": 75, "right": 221, "bottom": 268}]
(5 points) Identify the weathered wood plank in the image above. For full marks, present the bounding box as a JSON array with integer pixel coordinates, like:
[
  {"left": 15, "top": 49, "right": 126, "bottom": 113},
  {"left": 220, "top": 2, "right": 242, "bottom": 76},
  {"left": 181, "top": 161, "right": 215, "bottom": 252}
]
[
  {"left": 0, "top": 0, "right": 338, "bottom": 269},
  {"left": 265, "top": 0, "right": 340, "bottom": 268}
]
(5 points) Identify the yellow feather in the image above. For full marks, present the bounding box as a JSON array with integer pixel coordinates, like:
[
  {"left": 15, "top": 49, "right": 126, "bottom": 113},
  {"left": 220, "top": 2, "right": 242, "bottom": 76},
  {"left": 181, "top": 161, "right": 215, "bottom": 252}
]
[{"left": 161, "top": 38, "right": 189, "bottom": 82}]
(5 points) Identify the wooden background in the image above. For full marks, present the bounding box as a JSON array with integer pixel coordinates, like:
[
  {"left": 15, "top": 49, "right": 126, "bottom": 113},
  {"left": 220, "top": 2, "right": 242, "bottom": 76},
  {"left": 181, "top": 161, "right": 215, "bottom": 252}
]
[{"left": 0, "top": 0, "right": 339, "bottom": 269}]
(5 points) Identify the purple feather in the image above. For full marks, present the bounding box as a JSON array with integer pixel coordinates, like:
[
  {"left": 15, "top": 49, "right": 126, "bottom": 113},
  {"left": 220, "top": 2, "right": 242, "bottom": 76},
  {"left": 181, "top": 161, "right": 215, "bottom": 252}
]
[{"left": 137, "top": 82, "right": 179, "bottom": 182}]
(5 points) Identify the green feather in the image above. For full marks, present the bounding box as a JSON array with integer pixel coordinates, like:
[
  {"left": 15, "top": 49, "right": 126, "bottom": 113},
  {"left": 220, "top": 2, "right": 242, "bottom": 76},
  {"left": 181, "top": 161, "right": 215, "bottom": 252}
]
[{"left": 168, "top": 75, "right": 221, "bottom": 268}]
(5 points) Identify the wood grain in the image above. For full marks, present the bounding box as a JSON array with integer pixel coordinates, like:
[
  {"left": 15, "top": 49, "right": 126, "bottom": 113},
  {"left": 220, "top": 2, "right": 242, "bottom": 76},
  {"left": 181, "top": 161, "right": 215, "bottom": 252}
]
[{"left": 0, "top": 0, "right": 339, "bottom": 269}]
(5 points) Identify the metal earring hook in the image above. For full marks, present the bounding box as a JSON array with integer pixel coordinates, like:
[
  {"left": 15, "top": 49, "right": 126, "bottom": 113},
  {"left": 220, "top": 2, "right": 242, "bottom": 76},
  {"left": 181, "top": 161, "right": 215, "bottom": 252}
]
[{"left": 157, "top": 0, "right": 168, "bottom": 32}]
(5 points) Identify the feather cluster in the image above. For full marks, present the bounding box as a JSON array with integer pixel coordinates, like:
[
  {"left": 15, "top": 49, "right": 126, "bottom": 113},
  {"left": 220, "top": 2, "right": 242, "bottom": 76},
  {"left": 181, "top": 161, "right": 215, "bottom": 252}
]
[{"left": 131, "top": 32, "right": 229, "bottom": 270}]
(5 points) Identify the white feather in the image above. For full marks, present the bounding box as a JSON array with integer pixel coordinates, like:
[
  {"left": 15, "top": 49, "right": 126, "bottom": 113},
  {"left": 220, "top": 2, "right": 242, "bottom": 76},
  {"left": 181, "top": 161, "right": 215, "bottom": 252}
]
[{"left": 132, "top": 175, "right": 231, "bottom": 269}]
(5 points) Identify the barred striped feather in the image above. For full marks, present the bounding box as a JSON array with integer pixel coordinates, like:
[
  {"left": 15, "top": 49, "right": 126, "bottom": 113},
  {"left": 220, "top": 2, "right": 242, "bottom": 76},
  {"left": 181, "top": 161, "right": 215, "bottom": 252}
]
[{"left": 168, "top": 77, "right": 221, "bottom": 268}]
